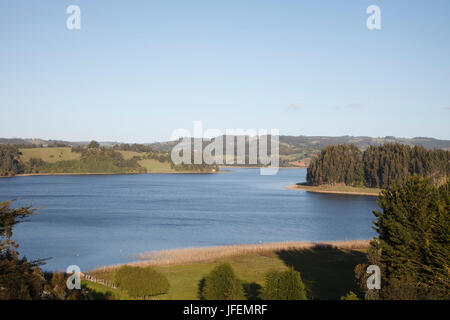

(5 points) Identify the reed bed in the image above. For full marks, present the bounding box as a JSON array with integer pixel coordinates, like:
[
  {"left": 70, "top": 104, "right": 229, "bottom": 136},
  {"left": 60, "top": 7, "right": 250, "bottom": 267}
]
[{"left": 92, "top": 239, "right": 371, "bottom": 273}]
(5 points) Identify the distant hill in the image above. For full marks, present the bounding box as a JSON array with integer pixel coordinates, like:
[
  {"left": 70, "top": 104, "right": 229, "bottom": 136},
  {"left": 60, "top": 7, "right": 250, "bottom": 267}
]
[
  {"left": 148, "top": 135, "right": 450, "bottom": 165},
  {"left": 277, "top": 135, "right": 450, "bottom": 158},
  {"left": 2, "top": 136, "right": 450, "bottom": 166},
  {"left": 0, "top": 138, "right": 117, "bottom": 147},
  {"left": 149, "top": 135, "right": 450, "bottom": 150}
]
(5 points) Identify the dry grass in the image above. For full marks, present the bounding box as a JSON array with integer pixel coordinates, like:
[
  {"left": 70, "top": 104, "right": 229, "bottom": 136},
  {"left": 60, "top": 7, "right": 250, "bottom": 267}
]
[
  {"left": 286, "top": 183, "right": 381, "bottom": 196},
  {"left": 92, "top": 240, "right": 370, "bottom": 273}
]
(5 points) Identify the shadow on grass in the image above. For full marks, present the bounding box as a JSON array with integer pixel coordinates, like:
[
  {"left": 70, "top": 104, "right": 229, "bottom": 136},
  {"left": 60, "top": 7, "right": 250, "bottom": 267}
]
[
  {"left": 198, "top": 277, "right": 262, "bottom": 300},
  {"left": 276, "top": 244, "right": 367, "bottom": 300},
  {"left": 242, "top": 282, "right": 263, "bottom": 300},
  {"left": 82, "top": 283, "right": 116, "bottom": 300},
  {"left": 197, "top": 277, "right": 206, "bottom": 300}
]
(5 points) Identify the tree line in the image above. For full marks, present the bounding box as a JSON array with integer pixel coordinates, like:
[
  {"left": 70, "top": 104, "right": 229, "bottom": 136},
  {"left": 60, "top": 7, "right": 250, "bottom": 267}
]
[{"left": 306, "top": 143, "right": 449, "bottom": 188}]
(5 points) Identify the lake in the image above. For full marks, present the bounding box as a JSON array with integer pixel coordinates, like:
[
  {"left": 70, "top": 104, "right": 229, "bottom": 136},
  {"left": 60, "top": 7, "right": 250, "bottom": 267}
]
[{"left": 0, "top": 168, "right": 378, "bottom": 271}]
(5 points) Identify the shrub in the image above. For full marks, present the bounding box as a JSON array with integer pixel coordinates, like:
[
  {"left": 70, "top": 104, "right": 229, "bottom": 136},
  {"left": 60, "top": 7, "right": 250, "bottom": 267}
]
[
  {"left": 114, "top": 265, "right": 169, "bottom": 297},
  {"left": 201, "top": 262, "right": 245, "bottom": 300},
  {"left": 41, "top": 271, "right": 91, "bottom": 300},
  {"left": 0, "top": 250, "right": 43, "bottom": 300},
  {"left": 340, "top": 291, "right": 359, "bottom": 300},
  {"left": 262, "top": 268, "right": 307, "bottom": 300}
]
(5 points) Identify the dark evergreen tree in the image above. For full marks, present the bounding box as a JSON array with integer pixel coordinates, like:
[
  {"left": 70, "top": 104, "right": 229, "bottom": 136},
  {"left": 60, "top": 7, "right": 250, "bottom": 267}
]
[
  {"left": 262, "top": 268, "right": 307, "bottom": 300},
  {"left": 356, "top": 176, "right": 449, "bottom": 300},
  {"left": 200, "top": 262, "right": 245, "bottom": 300},
  {"left": 307, "top": 144, "right": 449, "bottom": 188},
  {"left": 0, "top": 251, "right": 44, "bottom": 300}
]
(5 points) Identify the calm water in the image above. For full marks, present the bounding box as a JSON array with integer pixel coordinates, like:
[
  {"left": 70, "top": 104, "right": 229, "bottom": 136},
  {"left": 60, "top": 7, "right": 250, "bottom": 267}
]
[{"left": 0, "top": 169, "right": 378, "bottom": 271}]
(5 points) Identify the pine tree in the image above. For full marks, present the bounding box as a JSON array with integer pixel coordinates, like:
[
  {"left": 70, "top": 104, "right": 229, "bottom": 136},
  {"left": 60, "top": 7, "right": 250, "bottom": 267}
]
[
  {"left": 262, "top": 268, "right": 307, "bottom": 300},
  {"left": 307, "top": 144, "right": 449, "bottom": 188},
  {"left": 369, "top": 176, "right": 449, "bottom": 299},
  {"left": 201, "top": 262, "right": 245, "bottom": 300}
]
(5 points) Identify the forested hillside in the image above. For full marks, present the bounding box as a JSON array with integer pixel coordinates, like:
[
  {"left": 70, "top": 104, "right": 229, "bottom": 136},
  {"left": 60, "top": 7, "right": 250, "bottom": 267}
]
[
  {"left": 0, "top": 142, "right": 217, "bottom": 177},
  {"left": 306, "top": 144, "right": 449, "bottom": 188}
]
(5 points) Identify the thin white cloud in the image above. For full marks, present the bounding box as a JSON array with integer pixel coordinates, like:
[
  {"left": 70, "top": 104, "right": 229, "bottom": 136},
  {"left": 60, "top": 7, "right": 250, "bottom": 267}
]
[
  {"left": 334, "top": 103, "right": 365, "bottom": 110},
  {"left": 287, "top": 102, "right": 365, "bottom": 111},
  {"left": 287, "top": 104, "right": 305, "bottom": 111},
  {"left": 345, "top": 103, "right": 365, "bottom": 108}
]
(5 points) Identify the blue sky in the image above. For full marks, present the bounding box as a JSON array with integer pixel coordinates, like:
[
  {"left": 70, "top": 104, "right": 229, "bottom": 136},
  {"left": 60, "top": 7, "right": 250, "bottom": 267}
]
[{"left": 1, "top": 0, "right": 449, "bottom": 142}]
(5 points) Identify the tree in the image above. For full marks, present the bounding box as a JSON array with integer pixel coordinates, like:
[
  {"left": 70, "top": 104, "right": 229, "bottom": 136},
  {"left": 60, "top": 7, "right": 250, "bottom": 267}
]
[
  {"left": 41, "top": 271, "right": 92, "bottom": 300},
  {"left": 0, "top": 145, "right": 23, "bottom": 176},
  {"left": 0, "top": 200, "right": 39, "bottom": 253},
  {"left": 262, "top": 268, "right": 307, "bottom": 300},
  {"left": 0, "top": 200, "right": 94, "bottom": 300},
  {"left": 0, "top": 250, "right": 44, "bottom": 300},
  {"left": 0, "top": 200, "right": 44, "bottom": 300},
  {"left": 113, "top": 265, "right": 169, "bottom": 298},
  {"left": 307, "top": 143, "right": 449, "bottom": 188},
  {"left": 201, "top": 262, "right": 245, "bottom": 300},
  {"left": 87, "top": 140, "right": 100, "bottom": 149},
  {"left": 26, "top": 158, "right": 46, "bottom": 173},
  {"left": 357, "top": 176, "right": 449, "bottom": 299}
]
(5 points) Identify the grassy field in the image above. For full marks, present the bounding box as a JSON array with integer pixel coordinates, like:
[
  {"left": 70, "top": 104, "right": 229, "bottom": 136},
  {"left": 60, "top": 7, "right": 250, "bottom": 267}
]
[
  {"left": 152, "top": 253, "right": 288, "bottom": 300},
  {"left": 82, "top": 280, "right": 132, "bottom": 300},
  {"left": 286, "top": 183, "right": 381, "bottom": 196},
  {"left": 117, "top": 150, "right": 143, "bottom": 160},
  {"left": 116, "top": 150, "right": 178, "bottom": 172},
  {"left": 88, "top": 241, "right": 369, "bottom": 300},
  {"left": 19, "top": 147, "right": 80, "bottom": 163},
  {"left": 138, "top": 159, "right": 175, "bottom": 173}
]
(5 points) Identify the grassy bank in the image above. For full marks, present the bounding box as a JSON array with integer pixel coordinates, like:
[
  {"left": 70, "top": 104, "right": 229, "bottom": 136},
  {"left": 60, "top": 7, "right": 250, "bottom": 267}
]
[
  {"left": 88, "top": 240, "right": 370, "bottom": 300},
  {"left": 285, "top": 183, "right": 381, "bottom": 196}
]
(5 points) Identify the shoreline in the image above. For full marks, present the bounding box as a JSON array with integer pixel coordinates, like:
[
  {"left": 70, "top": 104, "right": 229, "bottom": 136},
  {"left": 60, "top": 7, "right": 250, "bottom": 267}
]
[
  {"left": 1, "top": 167, "right": 304, "bottom": 178},
  {"left": 285, "top": 184, "right": 380, "bottom": 196},
  {"left": 1, "top": 171, "right": 219, "bottom": 178},
  {"left": 219, "top": 166, "right": 307, "bottom": 169},
  {"left": 92, "top": 239, "right": 371, "bottom": 272}
]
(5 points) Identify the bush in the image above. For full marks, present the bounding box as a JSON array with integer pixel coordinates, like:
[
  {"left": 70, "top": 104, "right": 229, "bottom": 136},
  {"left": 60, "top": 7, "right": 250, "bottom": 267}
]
[
  {"left": 114, "top": 265, "right": 169, "bottom": 298},
  {"left": 340, "top": 291, "right": 359, "bottom": 300},
  {"left": 0, "top": 251, "right": 43, "bottom": 300},
  {"left": 262, "top": 268, "right": 307, "bottom": 300},
  {"left": 201, "top": 262, "right": 245, "bottom": 300},
  {"left": 41, "top": 271, "right": 91, "bottom": 300}
]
